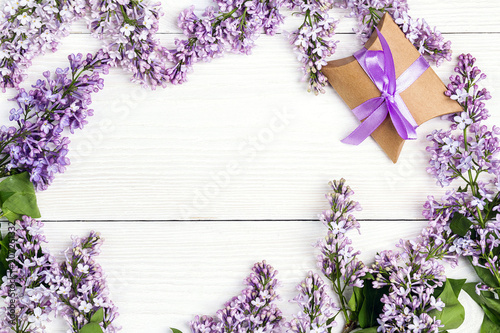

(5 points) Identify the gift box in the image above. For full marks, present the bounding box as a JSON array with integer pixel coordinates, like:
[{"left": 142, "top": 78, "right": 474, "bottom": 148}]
[{"left": 321, "top": 13, "right": 461, "bottom": 163}]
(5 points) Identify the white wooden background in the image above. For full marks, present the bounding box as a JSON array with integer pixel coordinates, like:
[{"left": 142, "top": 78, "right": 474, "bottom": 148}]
[{"left": 1, "top": 0, "right": 500, "bottom": 332}]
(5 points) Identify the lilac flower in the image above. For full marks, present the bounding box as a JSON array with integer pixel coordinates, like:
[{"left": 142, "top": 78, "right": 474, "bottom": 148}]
[
  {"left": 427, "top": 54, "right": 497, "bottom": 189},
  {"left": 165, "top": 0, "right": 285, "bottom": 85},
  {"left": 51, "top": 231, "right": 120, "bottom": 333},
  {"left": 334, "top": 0, "right": 452, "bottom": 65},
  {"left": 285, "top": 0, "right": 338, "bottom": 94},
  {"left": 0, "top": 0, "right": 87, "bottom": 91},
  {"left": 316, "top": 179, "right": 366, "bottom": 329},
  {"left": 453, "top": 112, "right": 472, "bottom": 130},
  {"left": 190, "top": 261, "right": 283, "bottom": 333},
  {"left": 86, "top": 0, "right": 167, "bottom": 89},
  {"left": 424, "top": 54, "right": 500, "bottom": 320},
  {"left": 0, "top": 51, "right": 110, "bottom": 190},
  {"left": 0, "top": 216, "right": 59, "bottom": 333},
  {"left": 285, "top": 272, "right": 338, "bottom": 333},
  {"left": 371, "top": 243, "right": 446, "bottom": 332}
]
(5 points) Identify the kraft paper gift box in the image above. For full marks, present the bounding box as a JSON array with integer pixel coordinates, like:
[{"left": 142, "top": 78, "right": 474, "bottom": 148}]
[{"left": 321, "top": 13, "right": 461, "bottom": 163}]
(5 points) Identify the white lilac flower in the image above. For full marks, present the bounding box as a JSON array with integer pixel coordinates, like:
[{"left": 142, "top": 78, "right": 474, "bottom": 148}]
[
  {"left": 120, "top": 23, "right": 135, "bottom": 36},
  {"left": 77, "top": 263, "right": 89, "bottom": 274},
  {"left": 18, "top": 12, "right": 30, "bottom": 25},
  {"left": 471, "top": 196, "right": 486, "bottom": 210},
  {"left": 78, "top": 301, "right": 92, "bottom": 313},
  {"left": 43, "top": 3, "right": 58, "bottom": 14},
  {"left": 450, "top": 88, "right": 469, "bottom": 103},
  {"left": 17, "top": 38, "right": 29, "bottom": 50},
  {"left": 454, "top": 112, "right": 472, "bottom": 130},
  {"left": 30, "top": 17, "right": 42, "bottom": 29},
  {"left": 4, "top": 2, "right": 17, "bottom": 15},
  {"left": 27, "top": 307, "right": 48, "bottom": 326},
  {"left": 442, "top": 137, "right": 459, "bottom": 154}
]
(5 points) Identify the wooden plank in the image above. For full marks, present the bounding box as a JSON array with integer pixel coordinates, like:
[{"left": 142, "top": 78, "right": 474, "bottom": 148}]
[
  {"left": 2, "top": 32, "right": 494, "bottom": 220},
  {"left": 12, "top": 220, "right": 478, "bottom": 332}
]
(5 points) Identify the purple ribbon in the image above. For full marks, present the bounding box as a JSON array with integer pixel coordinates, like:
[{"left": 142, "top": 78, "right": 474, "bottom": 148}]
[{"left": 342, "top": 28, "right": 430, "bottom": 145}]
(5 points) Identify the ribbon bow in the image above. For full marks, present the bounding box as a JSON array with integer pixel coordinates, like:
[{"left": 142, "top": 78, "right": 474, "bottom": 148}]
[{"left": 342, "top": 28, "right": 430, "bottom": 145}]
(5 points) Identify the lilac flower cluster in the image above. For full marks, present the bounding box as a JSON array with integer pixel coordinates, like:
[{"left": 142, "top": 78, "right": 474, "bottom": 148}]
[
  {"left": 52, "top": 231, "right": 120, "bottom": 333},
  {"left": 427, "top": 54, "right": 496, "bottom": 189},
  {"left": 334, "top": 0, "right": 452, "bottom": 65},
  {"left": 370, "top": 241, "right": 447, "bottom": 332},
  {"left": 86, "top": 0, "right": 168, "bottom": 89},
  {"left": 316, "top": 179, "right": 366, "bottom": 328},
  {"left": 0, "top": 216, "right": 59, "bottom": 333},
  {"left": 285, "top": 0, "right": 338, "bottom": 95},
  {"left": 425, "top": 54, "right": 500, "bottom": 294},
  {"left": 0, "top": 0, "right": 87, "bottom": 91},
  {"left": 190, "top": 261, "right": 283, "bottom": 333},
  {"left": 165, "top": 0, "right": 285, "bottom": 85},
  {"left": 285, "top": 272, "right": 338, "bottom": 333},
  {"left": 0, "top": 51, "right": 110, "bottom": 190}
]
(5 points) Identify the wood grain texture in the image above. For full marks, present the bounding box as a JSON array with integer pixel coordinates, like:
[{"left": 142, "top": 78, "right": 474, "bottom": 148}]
[
  {"left": 9, "top": 33, "right": 497, "bottom": 221},
  {"left": 0, "top": 0, "right": 498, "bottom": 332}
]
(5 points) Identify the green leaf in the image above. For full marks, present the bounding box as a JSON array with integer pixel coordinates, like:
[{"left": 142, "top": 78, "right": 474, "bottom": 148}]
[
  {"left": 0, "top": 173, "right": 40, "bottom": 221},
  {"left": 170, "top": 328, "right": 183, "bottom": 333},
  {"left": 447, "top": 278, "right": 466, "bottom": 297},
  {"left": 90, "top": 308, "right": 104, "bottom": 323},
  {"left": 481, "top": 313, "right": 500, "bottom": 333},
  {"left": 0, "top": 232, "right": 10, "bottom": 279},
  {"left": 357, "top": 280, "right": 388, "bottom": 328},
  {"left": 348, "top": 286, "right": 364, "bottom": 321},
  {"left": 432, "top": 278, "right": 466, "bottom": 299},
  {"left": 354, "top": 328, "right": 378, "bottom": 333},
  {"left": 79, "top": 322, "right": 103, "bottom": 333},
  {"left": 481, "top": 304, "right": 500, "bottom": 326},
  {"left": 429, "top": 279, "right": 465, "bottom": 331},
  {"left": 449, "top": 212, "right": 473, "bottom": 237},
  {"left": 468, "top": 258, "right": 500, "bottom": 288},
  {"left": 463, "top": 283, "right": 500, "bottom": 326},
  {"left": 2, "top": 210, "right": 22, "bottom": 222}
]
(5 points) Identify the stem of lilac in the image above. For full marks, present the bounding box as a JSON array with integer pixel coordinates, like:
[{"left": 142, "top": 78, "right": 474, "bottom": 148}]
[
  {"left": 119, "top": 5, "right": 137, "bottom": 26},
  {"left": 331, "top": 241, "right": 354, "bottom": 332}
]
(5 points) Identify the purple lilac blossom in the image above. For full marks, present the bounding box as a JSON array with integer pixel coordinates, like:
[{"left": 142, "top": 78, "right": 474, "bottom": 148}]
[
  {"left": 0, "top": 51, "right": 110, "bottom": 190},
  {"left": 165, "top": 0, "right": 285, "bottom": 85},
  {"left": 51, "top": 231, "right": 120, "bottom": 333},
  {"left": 86, "top": 0, "right": 168, "bottom": 89},
  {"left": 424, "top": 54, "right": 500, "bottom": 294},
  {"left": 285, "top": 0, "right": 338, "bottom": 95},
  {"left": 317, "top": 179, "right": 366, "bottom": 287},
  {"left": 426, "top": 54, "right": 496, "bottom": 189},
  {"left": 0, "top": 216, "right": 59, "bottom": 333},
  {"left": 190, "top": 261, "right": 283, "bottom": 333},
  {"left": 0, "top": 0, "right": 87, "bottom": 91},
  {"left": 334, "top": 0, "right": 452, "bottom": 65},
  {"left": 316, "top": 179, "right": 366, "bottom": 329},
  {"left": 285, "top": 271, "right": 338, "bottom": 333},
  {"left": 370, "top": 244, "right": 446, "bottom": 332}
]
